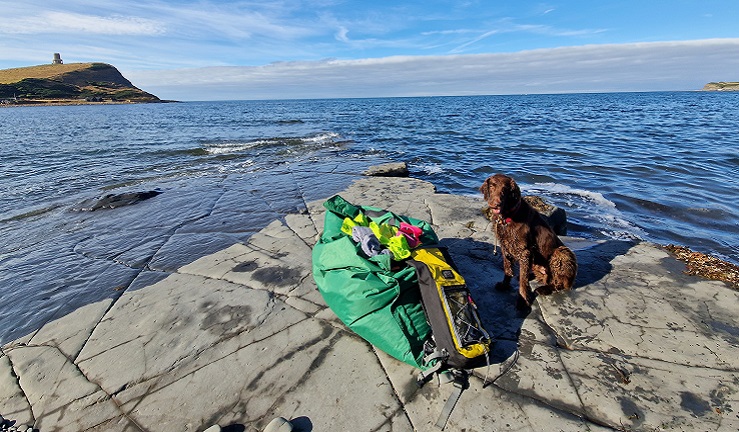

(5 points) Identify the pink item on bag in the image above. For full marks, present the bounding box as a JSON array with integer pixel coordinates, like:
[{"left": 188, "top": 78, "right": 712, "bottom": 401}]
[{"left": 397, "top": 222, "right": 423, "bottom": 248}]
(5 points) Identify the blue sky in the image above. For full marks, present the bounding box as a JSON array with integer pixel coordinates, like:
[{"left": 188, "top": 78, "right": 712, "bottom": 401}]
[{"left": 2, "top": 1, "right": 739, "bottom": 100}]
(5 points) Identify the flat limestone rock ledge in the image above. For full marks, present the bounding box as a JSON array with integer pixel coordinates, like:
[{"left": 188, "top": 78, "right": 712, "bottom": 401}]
[
  {"left": 362, "top": 162, "right": 410, "bottom": 177},
  {"left": 2, "top": 174, "right": 739, "bottom": 432}
]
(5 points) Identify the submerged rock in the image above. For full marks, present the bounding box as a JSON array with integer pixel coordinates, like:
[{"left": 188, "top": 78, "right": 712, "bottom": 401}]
[{"left": 75, "top": 190, "right": 162, "bottom": 211}]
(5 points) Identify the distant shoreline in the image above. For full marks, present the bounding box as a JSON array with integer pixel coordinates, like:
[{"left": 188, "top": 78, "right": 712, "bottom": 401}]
[{"left": 1, "top": 99, "right": 177, "bottom": 107}]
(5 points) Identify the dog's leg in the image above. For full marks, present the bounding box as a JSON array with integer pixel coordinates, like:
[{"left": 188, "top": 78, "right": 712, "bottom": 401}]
[
  {"left": 549, "top": 246, "right": 577, "bottom": 291},
  {"left": 532, "top": 264, "right": 555, "bottom": 296},
  {"left": 517, "top": 250, "right": 534, "bottom": 310},
  {"left": 495, "top": 252, "right": 514, "bottom": 292}
]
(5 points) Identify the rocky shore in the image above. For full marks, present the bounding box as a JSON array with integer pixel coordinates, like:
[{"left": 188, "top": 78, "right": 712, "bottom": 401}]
[{"left": 2, "top": 164, "right": 738, "bottom": 432}]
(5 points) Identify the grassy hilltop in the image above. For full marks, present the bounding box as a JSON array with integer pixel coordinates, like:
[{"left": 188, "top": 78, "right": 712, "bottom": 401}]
[
  {"left": 0, "top": 62, "right": 161, "bottom": 105},
  {"left": 702, "top": 81, "right": 739, "bottom": 91}
]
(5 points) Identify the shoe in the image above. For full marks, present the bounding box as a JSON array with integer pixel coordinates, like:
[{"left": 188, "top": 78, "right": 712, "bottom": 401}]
[{"left": 263, "top": 416, "right": 293, "bottom": 432}]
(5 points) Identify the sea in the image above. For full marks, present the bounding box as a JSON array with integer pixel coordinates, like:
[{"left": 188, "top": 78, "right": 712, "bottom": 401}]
[{"left": 1, "top": 92, "right": 738, "bottom": 344}]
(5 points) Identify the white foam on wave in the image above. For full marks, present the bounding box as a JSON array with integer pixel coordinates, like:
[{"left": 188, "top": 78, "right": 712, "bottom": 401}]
[
  {"left": 205, "top": 141, "right": 261, "bottom": 154},
  {"left": 523, "top": 182, "right": 647, "bottom": 241},
  {"left": 303, "top": 132, "right": 341, "bottom": 144},
  {"left": 524, "top": 182, "right": 615, "bottom": 209},
  {"left": 216, "top": 159, "right": 255, "bottom": 173},
  {"left": 415, "top": 163, "right": 445, "bottom": 175},
  {"left": 203, "top": 132, "right": 343, "bottom": 155}
]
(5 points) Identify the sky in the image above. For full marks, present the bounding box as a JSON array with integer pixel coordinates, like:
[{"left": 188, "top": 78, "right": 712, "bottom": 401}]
[{"left": 2, "top": 0, "right": 739, "bottom": 100}]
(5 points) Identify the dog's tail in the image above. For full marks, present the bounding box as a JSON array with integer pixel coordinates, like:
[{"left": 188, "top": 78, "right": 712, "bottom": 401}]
[{"left": 550, "top": 246, "right": 577, "bottom": 290}]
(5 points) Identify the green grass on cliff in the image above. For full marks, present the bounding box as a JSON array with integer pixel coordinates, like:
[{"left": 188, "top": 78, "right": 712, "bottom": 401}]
[{"left": 0, "top": 63, "right": 102, "bottom": 84}]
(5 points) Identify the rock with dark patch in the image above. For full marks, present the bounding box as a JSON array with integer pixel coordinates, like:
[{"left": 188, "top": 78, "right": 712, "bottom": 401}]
[
  {"left": 251, "top": 266, "right": 302, "bottom": 287},
  {"left": 76, "top": 190, "right": 162, "bottom": 211},
  {"left": 200, "top": 305, "right": 253, "bottom": 335},
  {"left": 232, "top": 261, "right": 259, "bottom": 272}
]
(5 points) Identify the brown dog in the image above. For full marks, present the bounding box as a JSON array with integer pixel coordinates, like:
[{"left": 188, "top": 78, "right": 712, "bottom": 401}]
[{"left": 480, "top": 174, "right": 577, "bottom": 310}]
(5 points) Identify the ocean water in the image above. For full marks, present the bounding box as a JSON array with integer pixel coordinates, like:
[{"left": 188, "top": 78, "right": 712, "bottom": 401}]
[{"left": 1, "top": 92, "right": 737, "bottom": 343}]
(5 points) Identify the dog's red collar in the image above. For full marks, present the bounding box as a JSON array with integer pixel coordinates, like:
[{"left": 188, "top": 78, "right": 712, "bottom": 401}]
[{"left": 499, "top": 200, "right": 522, "bottom": 225}]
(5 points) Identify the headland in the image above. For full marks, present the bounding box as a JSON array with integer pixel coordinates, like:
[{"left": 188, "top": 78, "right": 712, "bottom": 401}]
[
  {"left": 702, "top": 81, "right": 739, "bottom": 91},
  {"left": 0, "top": 55, "right": 162, "bottom": 106}
]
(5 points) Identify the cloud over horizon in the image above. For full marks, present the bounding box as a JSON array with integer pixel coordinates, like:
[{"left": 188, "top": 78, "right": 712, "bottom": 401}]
[
  {"left": 126, "top": 39, "right": 739, "bottom": 101},
  {"left": 3, "top": 1, "right": 739, "bottom": 100}
]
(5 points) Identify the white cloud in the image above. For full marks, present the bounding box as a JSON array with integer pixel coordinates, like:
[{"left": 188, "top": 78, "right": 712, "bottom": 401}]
[
  {"left": 125, "top": 39, "right": 739, "bottom": 101},
  {"left": 335, "top": 26, "right": 350, "bottom": 43},
  {"left": 421, "top": 29, "right": 478, "bottom": 36},
  {"left": 450, "top": 30, "right": 501, "bottom": 53},
  {"left": 1, "top": 11, "right": 166, "bottom": 35}
]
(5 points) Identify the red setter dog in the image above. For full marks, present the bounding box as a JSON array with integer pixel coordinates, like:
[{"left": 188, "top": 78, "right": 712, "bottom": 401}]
[{"left": 480, "top": 174, "right": 577, "bottom": 311}]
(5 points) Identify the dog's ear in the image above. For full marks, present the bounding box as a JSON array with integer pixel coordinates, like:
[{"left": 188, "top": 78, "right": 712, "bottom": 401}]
[
  {"left": 508, "top": 177, "right": 521, "bottom": 202},
  {"left": 479, "top": 177, "right": 491, "bottom": 201}
]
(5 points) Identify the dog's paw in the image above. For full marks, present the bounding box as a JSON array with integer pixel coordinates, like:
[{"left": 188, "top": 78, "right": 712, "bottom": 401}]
[
  {"left": 494, "top": 281, "right": 510, "bottom": 292},
  {"left": 515, "top": 295, "right": 532, "bottom": 314},
  {"left": 554, "top": 283, "right": 573, "bottom": 292},
  {"left": 535, "top": 285, "right": 555, "bottom": 296}
]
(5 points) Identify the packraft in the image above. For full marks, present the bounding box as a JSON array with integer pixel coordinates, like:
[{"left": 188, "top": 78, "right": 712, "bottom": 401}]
[{"left": 312, "top": 195, "right": 492, "bottom": 379}]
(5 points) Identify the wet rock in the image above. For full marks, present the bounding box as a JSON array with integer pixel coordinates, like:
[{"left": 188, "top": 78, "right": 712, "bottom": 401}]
[
  {"left": 523, "top": 195, "right": 567, "bottom": 235},
  {"left": 75, "top": 190, "right": 162, "bottom": 211},
  {"left": 363, "top": 162, "right": 409, "bottom": 177}
]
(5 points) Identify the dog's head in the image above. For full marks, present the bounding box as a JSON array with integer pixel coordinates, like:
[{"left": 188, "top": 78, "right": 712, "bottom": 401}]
[{"left": 480, "top": 174, "right": 521, "bottom": 218}]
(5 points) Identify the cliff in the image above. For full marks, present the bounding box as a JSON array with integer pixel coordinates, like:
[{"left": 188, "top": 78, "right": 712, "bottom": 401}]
[
  {"left": 0, "top": 62, "right": 161, "bottom": 104},
  {"left": 702, "top": 81, "right": 739, "bottom": 91}
]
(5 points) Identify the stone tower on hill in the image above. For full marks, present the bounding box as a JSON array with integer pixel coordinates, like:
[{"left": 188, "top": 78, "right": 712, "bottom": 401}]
[{"left": 52, "top": 53, "right": 63, "bottom": 64}]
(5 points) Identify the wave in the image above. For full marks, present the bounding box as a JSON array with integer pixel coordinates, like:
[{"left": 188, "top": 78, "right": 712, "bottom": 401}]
[
  {"left": 0, "top": 203, "right": 64, "bottom": 223},
  {"left": 414, "top": 163, "right": 445, "bottom": 175},
  {"left": 148, "top": 147, "right": 210, "bottom": 157},
  {"left": 202, "top": 140, "right": 263, "bottom": 155},
  {"left": 524, "top": 182, "right": 616, "bottom": 209},
  {"left": 199, "top": 132, "right": 345, "bottom": 156},
  {"left": 522, "top": 182, "right": 647, "bottom": 241}
]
